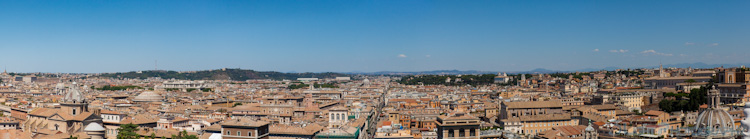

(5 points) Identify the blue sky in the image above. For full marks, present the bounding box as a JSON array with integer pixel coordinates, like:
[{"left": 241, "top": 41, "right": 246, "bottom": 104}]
[{"left": 1, "top": 0, "right": 749, "bottom": 73}]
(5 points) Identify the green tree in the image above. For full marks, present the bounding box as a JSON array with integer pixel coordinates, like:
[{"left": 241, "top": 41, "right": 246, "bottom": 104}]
[
  {"left": 232, "top": 102, "right": 243, "bottom": 107},
  {"left": 659, "top": 100, "right": 674, "bottom": 112},
  {"left": 117, "top": 123, "right": 140, "bottom": 139},
  {"left": 69, "top": 135, "right": 79, "bottom": 139},
  {"left": 677, "top": 100, "right": 689, "bottom": 111},
  {"left": 659, "top": 85, "right": 711, "bottom": 112},
  {"left": 171, "top": 130, "right": 198, "bottom": 139},
  {"left": 146, "top": 133, "right": 156, "bottom": 139}
]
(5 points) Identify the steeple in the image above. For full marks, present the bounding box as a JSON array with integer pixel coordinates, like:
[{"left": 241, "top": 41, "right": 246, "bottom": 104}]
[{"left": 659, "top": 62, "right": 665, "bottom": 77}]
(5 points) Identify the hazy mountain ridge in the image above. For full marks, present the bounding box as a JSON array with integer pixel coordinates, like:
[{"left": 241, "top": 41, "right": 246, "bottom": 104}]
[
  {"left": 351, "top": 62, "right": 750, "bottom": 75},
  {"left": 95, "top": 68, "right": 349, "bottom": 81},
  {"left": 90, "top": 62, "right": 750, "bottom": 78}
]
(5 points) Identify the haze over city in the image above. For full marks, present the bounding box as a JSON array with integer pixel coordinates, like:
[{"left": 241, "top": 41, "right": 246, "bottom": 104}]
[{"left": 1, "top": 0, "right": 749, "bottom": 73}]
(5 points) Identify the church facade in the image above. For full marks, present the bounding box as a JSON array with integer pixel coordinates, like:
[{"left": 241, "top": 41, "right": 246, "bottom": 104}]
[{"left": 25, "top": 82, "right": 103, "bottom": 135}]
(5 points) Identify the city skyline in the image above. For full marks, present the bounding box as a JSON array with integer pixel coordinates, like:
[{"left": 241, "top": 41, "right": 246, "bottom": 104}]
[{"left": 2, "top": 0, "right": 749, "bottom": 73}]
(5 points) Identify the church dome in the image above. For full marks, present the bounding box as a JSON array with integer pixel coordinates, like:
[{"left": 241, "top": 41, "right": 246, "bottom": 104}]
[
  {"left": 83, "top": 122, "right": 105, "bottom": 132},
  {"left": 63, "top": 82, "right": 84, "bottom": 103},
  {"left": 133, "top": 91, "right": 163, "bottom": 102},
  {"left": 585, "top": 124, "right": 595, "bottom": 132},
  {"left": 692, "top": 86, "right": 738, "bottom": 138},
  {"left": 693, "top": 108, "right": 736, "bottom": 137}
]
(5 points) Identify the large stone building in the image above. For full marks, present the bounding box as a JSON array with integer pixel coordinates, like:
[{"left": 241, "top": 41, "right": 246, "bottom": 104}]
[
  {"left": 644, "top": 76, "right": 712, "bottom": 89},
  {"left": 499, "top": 100, "right": 563, "bottom": 119},
  {"left": 498, "top": 100, "right": 578, "bottom": 135},
  {"left": 436, "top": 113, "right": 480, "bottom": 139},
  {"left": 221, "top": 119, "right": 270, "bottom": 139},
  {"left": 328, "top": 106, "right": 349, "bottom": 128},
  {"left": 715, "top": 68, "right": 750, "bottom": 104},
  {"left": 494, "top": 73, "right": 510, "bottom": 84}
]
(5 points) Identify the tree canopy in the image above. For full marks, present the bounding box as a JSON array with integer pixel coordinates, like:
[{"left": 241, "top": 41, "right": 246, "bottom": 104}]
[
  {"left": 117, "top": 123, "right": 140, "bottom": 139},
  {"left": 171, "top": 130, "right": 198, "bottom": 139},
  {"left": 659, "top": 86, "right": 709, "bottom": 112},
  {"left": 398, "top": 74, "right": 496, "bottom": 86}
]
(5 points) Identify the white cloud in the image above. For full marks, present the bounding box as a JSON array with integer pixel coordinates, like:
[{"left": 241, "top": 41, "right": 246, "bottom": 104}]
[
  {"left": 425, "top": 55, "right": 431, "bottom": 57},
  {"left": 640, "top": 49, "right": 673, "bottom": 56},
  {"left": 593, "top": 49, "right": 599, "bottom": 52},
  {"left": 680, "top": 54, "right": 687, "bottom": 57},
  {"left": 710, "top": 43, "right": 719, "bottom": 46},
  {"left": 609, "top": 49, "right": 628, "bottom": 53},
  {"left": 398, "top": 54, "right": 407, "bottom": 58},
  {"left": 685, "top": 42, "right": 695, "bottom": 45}
]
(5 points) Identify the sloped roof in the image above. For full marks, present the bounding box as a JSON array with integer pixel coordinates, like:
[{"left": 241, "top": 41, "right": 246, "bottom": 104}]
[
  {"left": 504, "top": 100, "right": 562, "bottom": 109},
  {"left": 221, "top": 119, "right": 269, "bottom": 127},
  {"left": 644, "top": 110, "right": 667, "bottom": 116}
]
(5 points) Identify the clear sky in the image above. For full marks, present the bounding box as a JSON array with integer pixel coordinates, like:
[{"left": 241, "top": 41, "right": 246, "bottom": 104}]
[{"left": 1, "top": 0, "right": 749, "bottom": 73}]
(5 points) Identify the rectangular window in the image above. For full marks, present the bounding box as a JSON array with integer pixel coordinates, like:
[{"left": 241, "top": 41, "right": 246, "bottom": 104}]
[
  {"left": 447, "top": 129, "right": 454, "bottom": 137},
  {"left": 237, "top": 131, "right": 241, "bottom": 136},
  {"left": 226, "top": 130, "right": 230, "bottom": 135}
]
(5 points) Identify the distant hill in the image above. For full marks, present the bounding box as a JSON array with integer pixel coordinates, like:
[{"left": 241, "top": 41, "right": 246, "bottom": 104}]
[
  {"left": 351, "top": 70, "right": 499, "bottom": 75},
  {"left": 580, "top": 62, "right": 750, "bottom": 72},
  {"left": 95, "top": 68, "right": 349, "bottom": 81},
  {"left": 353, "top": 69, "right": 566, "bottom": 75}
]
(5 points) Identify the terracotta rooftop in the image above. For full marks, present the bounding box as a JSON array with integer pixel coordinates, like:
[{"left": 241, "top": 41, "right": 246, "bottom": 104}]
[
  {"left": 504, "top": 100, "right": 563, "bottom": 109},
  {"left": 221, "top": 119, "right": 269, "bottom": 127}
]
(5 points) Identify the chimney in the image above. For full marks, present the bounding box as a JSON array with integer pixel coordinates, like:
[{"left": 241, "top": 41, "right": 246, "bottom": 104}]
[{"left": 91, "top": 109, "right": 100, "bottom": 116}]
